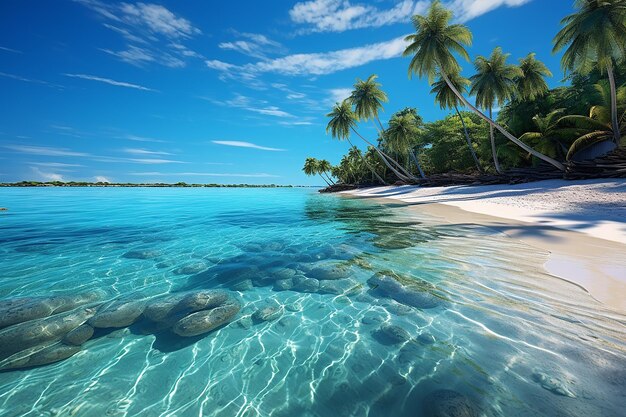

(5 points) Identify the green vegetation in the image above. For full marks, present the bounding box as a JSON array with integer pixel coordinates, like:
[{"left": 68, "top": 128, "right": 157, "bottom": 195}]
[{"left": 307, "top": 0, "right": 626, "bottom": 187}]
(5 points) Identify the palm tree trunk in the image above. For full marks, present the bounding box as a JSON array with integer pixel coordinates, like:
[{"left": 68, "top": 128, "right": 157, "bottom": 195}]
[
  {"left": 408, "top": 150, "right": 426, "bottom": 179},
  {"left": 489, "top": 107, "right": 502, "bottom": 174},
  {"left": 346, "top": 137, "right": 387, "bottom": 185},
  {"left": 607, "top": 61, "right": 621, "bottom": 144},
  {"left": 318, "top": 173, "right": 330, "bottom": 186},
  {"left": 323, "top": 171, "right": 335, "bottom": 185},
  {"left": 439, "top": 70, "right": 565, "bottom": 171},
  {"left": 350, "top": 127, "right": 412, "bottom": 182},
  {"left": 373, "top": 117, "right": 417, "bottom": 179},
  {"left": 455, "top": 105, "right": 482, "bottom": 173}
]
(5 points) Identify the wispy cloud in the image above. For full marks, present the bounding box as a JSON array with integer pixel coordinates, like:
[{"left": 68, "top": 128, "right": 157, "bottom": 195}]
[
  {"left": 219, "top": 32, "right": 285, "bottom": 59},
  {"left": 206, "top": 35, "right": 408, "bottom": 78},
  {"left": 4, "top": 144, "right": 89, "bottom": 157},
  {"left": 212, "top": 140, "right": 285, "bottom": 151},
  {"left": 123, "top": 134, "right": 167, "bottom": 143},
  {"left": 94, "top": 175, "right": 112, "bottom": 183},
  {"left": 64, "top": 73, "right": 156, "bottom": 91},
  {"left": 76, "top": 0, "right": 202, "bottom": 67},
  {"left": 0, "top": 46, "right": 22, "bottom": 54},
  {"left": 130, "top": 171, "right": 279, "bottom": 178},
  {"left": 0, "top": 71, "right": 63, "bottom": 88},
  {"left": 289, "top": 0, "right": 532, "bottom": 33},
  {"left": 327, "top": 88, "right": 352, "bottom": 104},
  {"left": 246, "top": 106, "right": 294, "bottom": 118},
  {"left": 30, "top": 162, "right": 85, "bottom": 168},
  {"left": 126, "top": 158, "right": 185, "bottom": 164},
  {"left": 204, "top": 94, "right": 294, "bottom": 118},
  {"left": 123, "top": 148, "right": 173, "bottom": 156}
]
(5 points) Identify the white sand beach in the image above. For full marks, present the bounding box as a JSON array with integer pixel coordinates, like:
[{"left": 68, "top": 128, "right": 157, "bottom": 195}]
[{"left": 344, "top": 179, "right": 626, "bottom": 311}]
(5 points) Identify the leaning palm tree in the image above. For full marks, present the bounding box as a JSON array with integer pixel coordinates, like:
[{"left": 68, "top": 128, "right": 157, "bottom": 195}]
[
  {"left": 317, "top": 159, "right": 335, "bottom": 185},
  {"left": 325, "top": 100, "right": 393, "bottom": 183},
  {"left": 553, "top": 0, "right": 626, "bottom": 145},
  {"left": 349, "top": 75, "right": 416, "bottom": 180},
  {"left": 516, "top": 53, "right": 553, "bottom": 101},
  {"left": 386, "top": 113, "right": 426, "bottom": 178},
  {"left": 302, "top": 157, "right": 330, "bottom": 186},
  {"left": 403, "top": 0, "right": 565, "bottom": 171},
  {"left": 430, "top": 72, "right": 482, "bottom": 172},
  {"left": 470, "top": 47, "right": 522, "bottom": 173}
]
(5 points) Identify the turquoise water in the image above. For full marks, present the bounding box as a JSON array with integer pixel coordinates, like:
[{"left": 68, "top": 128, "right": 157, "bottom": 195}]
[{"left": 0, "top": 187, "right": 625, "bottom": 417}]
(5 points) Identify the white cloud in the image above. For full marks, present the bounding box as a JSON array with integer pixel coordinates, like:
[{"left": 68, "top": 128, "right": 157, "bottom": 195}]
[
  {"left": 218, "top": 32, "right": 285, "bottom": 59},
  {"left": 64, "top": 73, "right": 156, "bottom": 91},
  {"left": 246, "top": 106, "right": 294, "bottom": 118},
  {"left": 205, "top": 60, "right": 238, "bottom": 71},
  {"left": 328, "top": 88, "right": 352, "bottom": 104},
  {"left": 289, "top": 0, "right": 532, "bottom": 33},
  {"left": 4, "top": 145, "right": 89, "bottom": 157},
  {"left": 31, "top": 162, "right": 84, "bottom": 168},
  {"left": 207, "top": 36, "right": 408, "bottom": 77},
  {"left": 31, "top": 167, "right": 65, "bottom": 182},
  {"left": 212, "top": 141, "right": 285, "bottom": 151},
  {"left": 95, "top": 175, "right": 111, "bottom": 183},
  {"left": 76, "top": 0, "right": 202, "bottom": 67},
  {"left": 289, "top": 0, "right": 428, "bottom": 32},
  {"left": 123, "top": 148, "right": 172, "bottom": 156},
  {"left": 123, "top": 134, "right": 167, "bottom": 143}
]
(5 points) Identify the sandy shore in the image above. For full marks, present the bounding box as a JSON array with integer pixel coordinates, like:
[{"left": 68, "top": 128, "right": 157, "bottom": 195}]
[{"left": 343, "top": 179, "right": 626, "bottom": 311}]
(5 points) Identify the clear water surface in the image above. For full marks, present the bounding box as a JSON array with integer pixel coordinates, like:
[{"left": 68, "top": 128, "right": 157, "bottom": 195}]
[{"left": 0, "top": 187, "right": 624, "bottom": 417}]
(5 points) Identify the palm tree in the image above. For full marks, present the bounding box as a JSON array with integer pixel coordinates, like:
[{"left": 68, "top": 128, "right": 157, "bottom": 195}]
[
  {"left": 302, "top": 157, "right": 330, "bottom": 186},
  {"left": 430, "top": 72, "right": 482, "bottom": 172},
  {"left": 403, "top": 0, "right": 565, "bottom": 171},
  {"left": 325, "top": 100, "right": 392, "bottom": 183},
  {"left": 560, "top": 81, "right": 626, "bottom": 160},
  {"left": 516, "top": 53, "right": 553, "bottom": 101},
  {"left": 553, "top": 0, "right": 626, "bottom": 145},
  {"left": 349, "top": 75, "right": 416, "bottom": 180},
  {"left": 386, "top": 113, "right": 426, "bottom": 178},
  {"left": 470, "top": 47, "right": 522, "bottom": 173},
  {"left": 318, "top": 159, "right": 335, "bottom": 185},
  {"left": 519, "top": 109, "right": 575, "bottom": 160}
]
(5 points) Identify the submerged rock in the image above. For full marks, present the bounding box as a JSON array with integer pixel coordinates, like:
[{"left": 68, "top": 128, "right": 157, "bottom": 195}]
[
  {"left": 174, "top": 262, "right": 208, "bottom": 275},
  {"left": 143, "top": 290, "right": 232, "bottom": 325},
  {"left": 367, "top": 271, "right": 442, "bottom": 309},
  {"left": 293, "top": 276, "right": 320, "bottom": 293},
  {"left": 274, "top": 278, "right": 294, "bottom": 291},
  {"left": 0, "top": 343, "right": 81, "bottom": 371},
  {"left": 423, "top": 389, "right": 477, "bottom": 417},
  {"left": 62, "top": 324, "right": 95, "bottom": 346},
  {"left": 0, "top": 291, "right": 105, "bottom": 329},
  {"left": 172, "top": 302, "right": 241, "bottom": 337},
  {"left": 231, "top": 279, "right": 253, "bottom": 291},
  {"left": 122, "top": 250, "right": 160, "bottom": 260},
  {"left": 374, "top": 324, "right": 411, "bottom": 345},
  {"left": 252, "top": 306, "right": 283, "bottom": 322},
  {"left": 0, "top": 307, "right": 96, "bottom": 360},
  {"left": 307, "top": 263, "right": 351, "bottom": 281},
  {"left": 417, "top": 332, "right": 436, "bottom": 345},
  {"left": 532, "top": 372, "right": 576, "bottom": 398},
  {"left": 88, "top": 298, "right": 147, "bottom": 329}
]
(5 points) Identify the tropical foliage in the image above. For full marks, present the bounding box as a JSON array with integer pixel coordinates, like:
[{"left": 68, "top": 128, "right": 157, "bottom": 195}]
[{"left": 305, "top": 0, "right": 626, "bottom": 187}]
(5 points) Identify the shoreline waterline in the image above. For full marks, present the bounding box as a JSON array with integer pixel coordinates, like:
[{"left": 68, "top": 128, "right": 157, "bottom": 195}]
[{"left": 342, "top": 181, "right": 626, "bottom": 312}]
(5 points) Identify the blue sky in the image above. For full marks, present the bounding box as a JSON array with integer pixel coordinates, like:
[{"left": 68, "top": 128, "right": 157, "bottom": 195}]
[{"left": 0, "top": 0, "right": 574, "bottom": 185}]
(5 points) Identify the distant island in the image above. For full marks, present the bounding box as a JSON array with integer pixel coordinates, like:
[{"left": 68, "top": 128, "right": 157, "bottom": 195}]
[{"left": 0, "top": 181, "right": 309, "bottom": 188}]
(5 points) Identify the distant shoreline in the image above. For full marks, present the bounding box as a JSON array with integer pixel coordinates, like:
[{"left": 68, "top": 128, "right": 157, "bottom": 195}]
[{"left": 0, "top": 181, "right": 318, "bottom": 188}]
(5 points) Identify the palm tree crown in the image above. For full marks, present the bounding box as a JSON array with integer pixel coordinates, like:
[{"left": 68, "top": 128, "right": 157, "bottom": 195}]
[
  {"left": 430, "top": 72, "right": 470, "bottom": 110},
  {"left": 326, "top": 100, "right": 356, "bottom": 140},
  {"left": 403, "top": 0, "right": 472, "bottom": 81},
  {"left": 470, "top": 47, "right": 522, "bottom": 110},
  {"left": 553, "top": 0, "right": 626, "bottom": 75},
  {"left": 349, "top": 74, "right": 388, "bottom": 122},
  {"left": 516, "top": 53, "right": 553, "bottom": 101},
  {"left": 302, "top": 157, "right": 318, "bottom": 176}
]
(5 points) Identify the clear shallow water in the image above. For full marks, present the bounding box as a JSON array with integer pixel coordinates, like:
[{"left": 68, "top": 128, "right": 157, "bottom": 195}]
[{"left": 0, "top": 187, "right": 625, "bottom": 417}]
